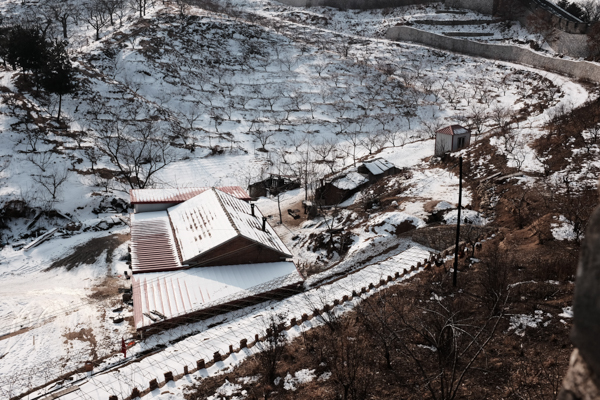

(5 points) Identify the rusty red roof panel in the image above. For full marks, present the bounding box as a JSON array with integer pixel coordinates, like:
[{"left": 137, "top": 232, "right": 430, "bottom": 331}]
[
  {"left": 130, "top": 211, "right": 183, "bottom": 273},
  {"left": 436, "top": 125, "right": 470, "bottom": 136},
  {"left": 130, "top": 186, "right": 251, "bottom": 204}
]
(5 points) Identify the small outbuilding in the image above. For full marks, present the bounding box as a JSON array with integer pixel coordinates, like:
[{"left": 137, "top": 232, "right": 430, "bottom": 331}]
[
  {"left": 314, "top": 171, "right": 369, "bottom": 206},
  {"left": 435, "top": 125, "right": 471, "bottom": 156},
  {"left": 357, "top": 158, "right": 399, "bottom": 183},
  {"left": 248, "top": 174, "right": 300, "bottom": 198}
]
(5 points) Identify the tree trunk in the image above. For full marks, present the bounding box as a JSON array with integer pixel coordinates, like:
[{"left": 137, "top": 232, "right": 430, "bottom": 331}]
[
  {"left": 56, "top": 94, "right": 62, "bottom": 124},
  {"left": 62, "top": 19, "right": 68, "bottom": 39}
]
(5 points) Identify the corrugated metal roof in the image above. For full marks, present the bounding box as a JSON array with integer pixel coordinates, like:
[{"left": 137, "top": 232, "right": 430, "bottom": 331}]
[
  {"left": 362, "top": 158, "right": 396, "bottom": 175},
  {"left": 332, "top": 171, "right": 369, "bottom": 190},
  {"left": 130, "top": 186, "right": 251, "bottom": 204},
  {"left": 131, "top": 212, "right": 182, "bottom": 273},
  {"left": 167, "top": 189, "right": 292, "bottom": 264},
  {"left": 132, "top": 261, "right": 302, "bottom": 329},
  {"left": 436, "top": 125, "right": 470, "bottom": 136}
]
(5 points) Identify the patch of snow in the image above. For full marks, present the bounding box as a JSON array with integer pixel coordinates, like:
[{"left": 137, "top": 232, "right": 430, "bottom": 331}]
[
  {"left": 508, "top": 310, "right": 545, "bottom": 336},
  {"left": 237, "top": 375, "right": 260, "bottom": 385},
  {"left": 368, "top": 212, "right": 426, "bottom": 235},
  {"left": 559, "top": 306, "right": 573, "bottom": 319},
  {"left": 318, "top": 371, "right": 332, "bottom": 382},
  {"left": 551, "top": 215, "right": 577, "bottom": 241},
  {"left": 208, "top": 380, "right": 243, "bottom": 400},
  {"left": 434, "top": 201, "right": 454, "bottom": 212},
  {"left": 283, "top": 369, "right": 316, "bottom": 391},
  {"left": 444, "top": 209, "right": 487, "bottom": 226}
]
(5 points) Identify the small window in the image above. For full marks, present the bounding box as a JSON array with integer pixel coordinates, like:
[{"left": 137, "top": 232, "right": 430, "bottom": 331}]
[{"left": 457, "top": 137, "right": 465, "bottom": 148}]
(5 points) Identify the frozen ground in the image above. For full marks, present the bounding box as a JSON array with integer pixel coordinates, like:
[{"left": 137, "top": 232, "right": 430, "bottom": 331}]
[{"left": 0, "top": 0, "right": 593, "bottom": 397}]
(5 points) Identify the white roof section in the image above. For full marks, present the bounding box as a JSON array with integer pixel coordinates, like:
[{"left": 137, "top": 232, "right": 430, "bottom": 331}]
[
  {"left": 363, "top": 158, "right": 396, "bottom": 175},
  {"left": 167, "top": 189, "right": 292, "bottom": 264},
  {"left": 130, "top": 211, "right": 182, "bottom": 273},
  {"left": 130, "top": 186, "right": 250, "bottom": 204},
  {"left": 332, "top": 171, "right": 369, "bottom": 190},
  {"left": 132, "top": 261, "right": 302, "bottom": 329}
]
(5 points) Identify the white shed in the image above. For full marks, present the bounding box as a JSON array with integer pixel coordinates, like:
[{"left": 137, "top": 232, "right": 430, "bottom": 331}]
[{"left": 435, "top": 125, "right": 471, "bottom": 156}]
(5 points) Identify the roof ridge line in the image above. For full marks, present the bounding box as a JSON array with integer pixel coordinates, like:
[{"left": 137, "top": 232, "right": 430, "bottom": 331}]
[
  {"left": 214, "top": 188, "right": 240, "bottom": 235},
  {"left": 166, "top": 211, "right": 184, "bottom": 265}
]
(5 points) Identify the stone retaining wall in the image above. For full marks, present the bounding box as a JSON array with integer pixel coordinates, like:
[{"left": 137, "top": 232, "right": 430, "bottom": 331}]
[
  {"left": 446, "top": 0, "right": 495, "bottom": 15},
  {"left": 414, "top": 19, "right": 498, "bottom": 25},
  {"left": 385, "top": 25, "right": 600, "bottom": 82},
  {"left": 275, "top": 0, "right": 439, "bottom": 9}
]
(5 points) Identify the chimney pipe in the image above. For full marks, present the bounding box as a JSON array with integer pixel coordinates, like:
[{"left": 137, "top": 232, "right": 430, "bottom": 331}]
[
  {"left": 251, "top": 203, "right": 255, "bottom": 216},
  {"left": 262, "top": 217, "right": 267, "bottom": 232}
]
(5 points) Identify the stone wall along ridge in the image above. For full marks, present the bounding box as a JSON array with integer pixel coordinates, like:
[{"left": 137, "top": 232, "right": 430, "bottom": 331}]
[{"left": 385, "top": 26, "right": 600, "bottom": 82}]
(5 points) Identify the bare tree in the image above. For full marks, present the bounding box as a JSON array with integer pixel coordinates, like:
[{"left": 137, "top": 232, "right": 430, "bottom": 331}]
[
  {"left": 361, "top": 130, "right": 385, "bottom": 155},
  {"left": 359, "top": 288, "right": 506, "bottom": 400},
  {"left": 256, "top": 314, "right": 288, "bottom": 385},
  {"left": 100, "top": 0, "right": 125, "bottom": 26},
  {"left": 21, "top": 128, "right": 45, "bottom": 153},
  {"left": 251, "top": 128, "right": 276, "bottom": 152},
  {"left": 94, "top": 118, "right": 176, "bottom": 189},
  {"left": 419, "top": 117, "right": 445, "bottom": 139},
  {"left": 466, "top": 104, "right": 489, "bottom": 138},
  {"left": 26, "top": 151, "right": 55, "bottom": 172},
  {"left": 84, "top": 0, "right": 108, "bottom": 41},
  {"left": 312, "top": 138, "right": 339, "bottom": 173},
  {"left": 0, "top": 155, "right": 11, "bottom": 178},
  {"left": 83, "top": 146, "right": 101, "bottom": 171},
  {"left": 342, "top": 122, "right": 363, "bottom": 166},
  {"left": 42, "top": 0, "right": 76, "bottom": 39},
  {"left": 32, "top": 164, "right": 70, "bottom": 201}
]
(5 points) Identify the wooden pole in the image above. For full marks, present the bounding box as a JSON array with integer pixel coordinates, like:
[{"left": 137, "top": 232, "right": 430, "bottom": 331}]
[{"left": 453, "top": 156, "right": 463, "bottom": 287}]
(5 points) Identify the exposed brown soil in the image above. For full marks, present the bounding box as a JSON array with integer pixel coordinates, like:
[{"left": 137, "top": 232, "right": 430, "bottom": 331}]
[
  {"left": 88, "top": 275, "right": 123, "bottom": 302},
  {"left": 46, "top": 233, "right": 129, "bottom": 271}
]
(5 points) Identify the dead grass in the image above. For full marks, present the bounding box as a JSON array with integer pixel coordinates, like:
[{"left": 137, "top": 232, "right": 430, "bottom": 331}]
[{"left": 184, "top": 236, "right": 575, "bottom": 400}]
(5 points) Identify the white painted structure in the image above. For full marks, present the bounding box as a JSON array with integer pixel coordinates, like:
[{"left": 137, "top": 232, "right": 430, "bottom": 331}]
[{"left": 435, "top": 125, "right": 471, "bottom": 156}]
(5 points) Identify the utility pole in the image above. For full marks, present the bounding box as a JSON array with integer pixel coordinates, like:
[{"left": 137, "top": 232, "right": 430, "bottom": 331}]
[
  {"left": 453, "top": 156, "right": 463, "bottom": 287},
  {"left": 278, "top": 193, "right": 282, "bottom": 224}
]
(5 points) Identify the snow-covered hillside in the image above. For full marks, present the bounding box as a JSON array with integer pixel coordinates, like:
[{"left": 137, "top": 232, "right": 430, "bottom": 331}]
[{"left": 0, "top": 0, "right": 594, "bottom": 398}]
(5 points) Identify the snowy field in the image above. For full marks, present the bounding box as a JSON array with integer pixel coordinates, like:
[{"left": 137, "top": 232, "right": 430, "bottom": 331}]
[{"left": 0, "top": 0, "right": 593, "bottom": 398}]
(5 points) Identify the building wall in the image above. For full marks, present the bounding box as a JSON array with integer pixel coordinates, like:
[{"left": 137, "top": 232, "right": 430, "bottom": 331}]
[
  {"left": 314, "top": 183, "right": 350, "bottom": 205},
  {"left": 187, "top": 236, "right": 286, "bottom": 267},
  {"left": 385, "top": 26, "right": 600, "bottom": 82},
  {"left": 435, "top": 133, "right": 454, "bottom": 156},
  {"left": 446, "top": 0, "right": 495, "bottom": 15},
  {"left": 452, "top": 133, "right": 471, "bottom": 151}
]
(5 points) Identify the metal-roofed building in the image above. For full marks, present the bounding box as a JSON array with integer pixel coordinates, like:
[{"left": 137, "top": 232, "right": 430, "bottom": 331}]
[
  {"left": 315, "top": 171, "right": 369, "bottom": 206},
  {"left": 129, "top": 188, "right": 302, "bottom": 332},
  {"left": 168, "top": 189, "right": 292, "bottom": 268},
  {"left": 130, "top": 186, "right": 251, "bottom": 213},
  {"left": 435, "top": 125, "right": 471, "bottom": 156},
  {"left": 132, "top": 261, "right": 302, "bottom": 330},
  {"left": 358, "top": 158, "right": 399, "bottom": 182}
]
